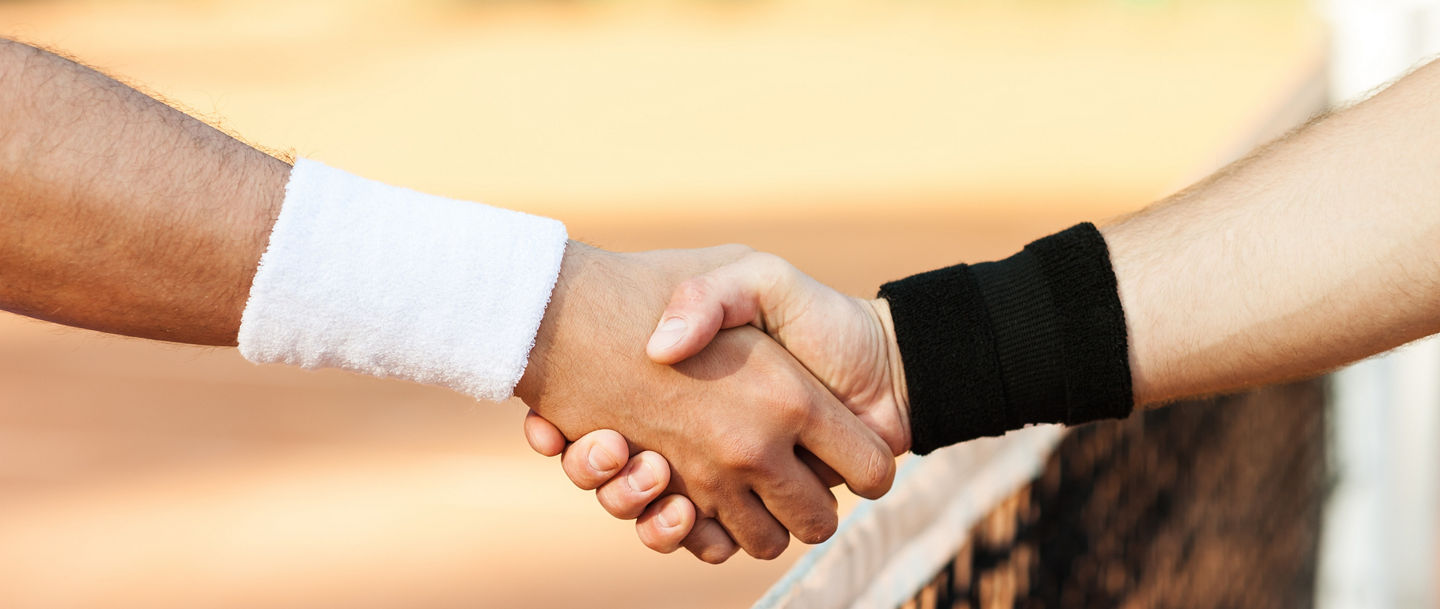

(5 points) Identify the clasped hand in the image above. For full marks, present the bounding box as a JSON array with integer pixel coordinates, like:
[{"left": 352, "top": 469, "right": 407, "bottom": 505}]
[{"left": 514, "top": 243, "right": 910, "bottom": 563}]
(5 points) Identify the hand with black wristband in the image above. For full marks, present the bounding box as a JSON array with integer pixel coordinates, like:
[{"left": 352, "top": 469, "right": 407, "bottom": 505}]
[
  {"left": 535, "top": 61, "right": 1440, "bottom": 561},
  {"left": 542, "top": 54, "right": 1440, "bottom": 563}
]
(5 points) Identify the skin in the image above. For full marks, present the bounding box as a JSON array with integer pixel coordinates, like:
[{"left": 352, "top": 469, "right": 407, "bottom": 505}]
[
  {"left": 526, "top": 253, "right": 911, "bottom": 561},
  {"left": 535, "top": 57, "right": 1440, "bottom": 559},
  {"left": 0, "top": 38, "right": 897, "bottom": 560},
  {"left": 515, "top": 244, "right": 896, "bottom": 560},
  {"left": 0, "top": 39, "right": 286, "bottom": 345}
]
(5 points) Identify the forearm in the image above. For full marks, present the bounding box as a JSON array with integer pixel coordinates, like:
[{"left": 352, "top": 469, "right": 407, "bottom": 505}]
[
  {"left": 0, "top": 39, "right": 288, "bottom": 346},
  {"left": 1103, "top": 59, "right": 1440, "bottom": 406}
]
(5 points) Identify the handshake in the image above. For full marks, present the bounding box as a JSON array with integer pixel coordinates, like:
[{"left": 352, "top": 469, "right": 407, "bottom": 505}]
[
  {"left": 514, "top": 243, "right": 912, "bottom": 563},
  {"left": 235, "top": 161, "right": 1134, "bottom": 565},
  {"left": 10, "top": 35, "right": 1440, "bottom": 575}
]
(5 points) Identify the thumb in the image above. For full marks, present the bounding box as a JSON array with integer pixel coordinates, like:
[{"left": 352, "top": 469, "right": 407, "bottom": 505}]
[{"left": 646, "top": 254, "right": 793, "bottom": 365}]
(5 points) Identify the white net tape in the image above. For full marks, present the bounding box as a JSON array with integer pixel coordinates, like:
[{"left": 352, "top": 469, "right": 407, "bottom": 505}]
[{"left": 752, "top": 425, "right": 1064, "bottom": 609}]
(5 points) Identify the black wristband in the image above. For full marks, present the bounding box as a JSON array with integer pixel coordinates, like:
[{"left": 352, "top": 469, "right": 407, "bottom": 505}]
[{"left": 878, "top": 223, "right": 1132, "bottom": 455}]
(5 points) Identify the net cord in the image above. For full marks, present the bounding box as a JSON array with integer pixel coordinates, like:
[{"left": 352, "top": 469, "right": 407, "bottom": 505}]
[{"left": 751, "top": 425, "right": 1065, "bottom": 609}]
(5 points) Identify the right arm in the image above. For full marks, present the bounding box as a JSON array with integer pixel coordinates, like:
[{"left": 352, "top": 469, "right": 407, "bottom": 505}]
[
  {"left": 542, "top": 55, "right": 1440, "bottom": 557},
  {"left": 1104, "top": 58, "right": 1440, "bottom": 406}
]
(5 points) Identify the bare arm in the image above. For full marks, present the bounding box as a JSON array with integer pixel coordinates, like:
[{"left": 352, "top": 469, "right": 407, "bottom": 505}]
[
  {"left": 0, "top": 39, "right": 896, "bottom": 561},
  {"left": 1105, "top": 59, "right": 1440, "bottom": 407},
  {"left": 549, "top": 57, "right": 1440, "bottom": 558},
  {"left": 0, "top": 38, "right": 287, "bottom": 345},
  {"left": 628, "top": 59, "right": 1440, "bottom": 419}
]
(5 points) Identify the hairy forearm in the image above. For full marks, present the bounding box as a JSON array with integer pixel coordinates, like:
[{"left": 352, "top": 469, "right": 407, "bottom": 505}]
[
  {"left": 0, "top": 39, "right": 288, "bottom": 345},
  {"left": 1103, "top": 59, "right": 1440, "bottom": 406}
]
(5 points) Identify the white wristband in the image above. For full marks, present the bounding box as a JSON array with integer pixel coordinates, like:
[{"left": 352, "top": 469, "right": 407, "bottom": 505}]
[{"left": 237, "top": 159, "right": 568, "bottom": 402}]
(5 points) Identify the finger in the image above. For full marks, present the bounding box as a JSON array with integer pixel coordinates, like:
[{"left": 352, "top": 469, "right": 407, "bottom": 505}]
[
  {"left": 597, "top": 451, "right": 671, "bottom": 519},
  {"left": 646, "top": 278, "right": 753, "bottom": 365},
  {"left": 753, "top": 457, "right": 839, "bottom": 545},
  {"left": 681, "top": 517, "right": 742, "bottom": 564},
  {"left": 560, "top": 429, "right": 629, "bottom": 491},
  {"left": 523, "top": 409, "right": 568, "bottom": 457},
  {"left": 797, "top": 392, "right": 897, "bottom": 500},
  {"left": 636, "top": 494, "right": 698, "bottom": 553},
  {"left": 797, "top": 447, "right": 845, "bottom": 488},
  {"left": 647, "top": 256, "right": 792, "bottom": 365},
  {"left": 717, "top": 491, "right": 792, "bottom": 560}
]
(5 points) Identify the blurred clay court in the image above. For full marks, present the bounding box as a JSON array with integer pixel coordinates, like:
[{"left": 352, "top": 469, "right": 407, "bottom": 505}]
[{"left": 0, "top": 0, "right": 1343, "bottom": 607}]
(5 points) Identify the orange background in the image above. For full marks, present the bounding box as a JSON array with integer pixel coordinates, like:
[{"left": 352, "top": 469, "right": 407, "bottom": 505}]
[{"left": 0, "top": 1, "right": 1321, "bottom": 607}]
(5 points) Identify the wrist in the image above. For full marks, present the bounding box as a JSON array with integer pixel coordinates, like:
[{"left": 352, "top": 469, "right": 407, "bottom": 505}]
[
  {"left": 237, "top": 159, "right": 567, "bottom": 403},
  {"left": 878, "top": 223, "right": 1132, "bottom": 454},
  {"left": 868, "top": 297, "right": 911, "bottom": 452},
  {"left": 1096, "top": 222, "right": 1154, "bottom": 407},
  {"left": 515, "top": 241, "right": 607, "bottom": 405}
]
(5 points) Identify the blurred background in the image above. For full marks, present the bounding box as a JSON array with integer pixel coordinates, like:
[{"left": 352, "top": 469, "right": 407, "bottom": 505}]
[{"left": 0, "top": 0, "right": 1423, "bottom": 607}]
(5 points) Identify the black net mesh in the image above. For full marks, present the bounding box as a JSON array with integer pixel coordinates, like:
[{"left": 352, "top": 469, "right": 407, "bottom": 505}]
[{"left": 900, "top": 379, "right": 1327, "bottom": 609}]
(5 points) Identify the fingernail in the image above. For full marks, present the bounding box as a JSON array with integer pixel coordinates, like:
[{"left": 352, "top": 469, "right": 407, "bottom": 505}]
[
  {"left": 627, "top": 460, "right": 659, "bottom": 492},
  {"left": 649, "top": 317, "right": 687, "bottom": 351},
  {"left": 657, "top": 500, "right": 685, "bottom": 529},
  {"left": 587, "top": 445, "right": 620, "bottom": 473}
]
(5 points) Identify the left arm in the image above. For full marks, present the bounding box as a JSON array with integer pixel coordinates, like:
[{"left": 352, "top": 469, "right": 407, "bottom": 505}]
[
  {"left": 0, "top": 38, "right": 286, "bottom": 345},
  {"left": 0, "top": 39, "right": 894, "bottom": 562}
]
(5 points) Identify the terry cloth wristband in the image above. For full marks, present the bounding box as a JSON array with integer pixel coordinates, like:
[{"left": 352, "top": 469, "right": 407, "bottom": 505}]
[
  {"left": 878, "top": 223, "right": 1132, "bottom": 455},
  {"left": 237, "top": 159, "right": 568, "bottom": 402}
]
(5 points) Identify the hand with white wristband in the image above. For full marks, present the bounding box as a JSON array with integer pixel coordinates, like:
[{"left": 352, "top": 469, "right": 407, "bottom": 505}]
[
  {"left": 0, "top": 39, "right": 895, "bottom": 563},
  {"left": 243, "top": 161, "right": 896, "bottom": 560}
]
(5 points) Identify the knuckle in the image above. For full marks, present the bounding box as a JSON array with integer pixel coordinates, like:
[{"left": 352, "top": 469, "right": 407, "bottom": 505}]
[
  {"left": 794, "top": 512, "right": 839, "bottom": 545},
  {"left": 716, "top": 437, "right": 770, "bottom": 473},
  {"left": 754, "top": 377, "right": 813, "bottom": 422},
  {"left": 748, "top": 534, "right": 790, "bottom": 560},
  {"left": 673, "top": 278, "right": 713, "bottom": 307},
  {"left": 854, "top": 448, "right": 896, "bottom": 497},
  {"left": 745, "top": 251, "right": 797, "bottom": 279},
  {"left": 684, "top": 471, "right": 726, "bottom": 499},
  {"left": 696, "top": 545, "right": 734, "bottom": 564},
  {"left": 771, "top": 392, "right": 815, "bottom": 426}
]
